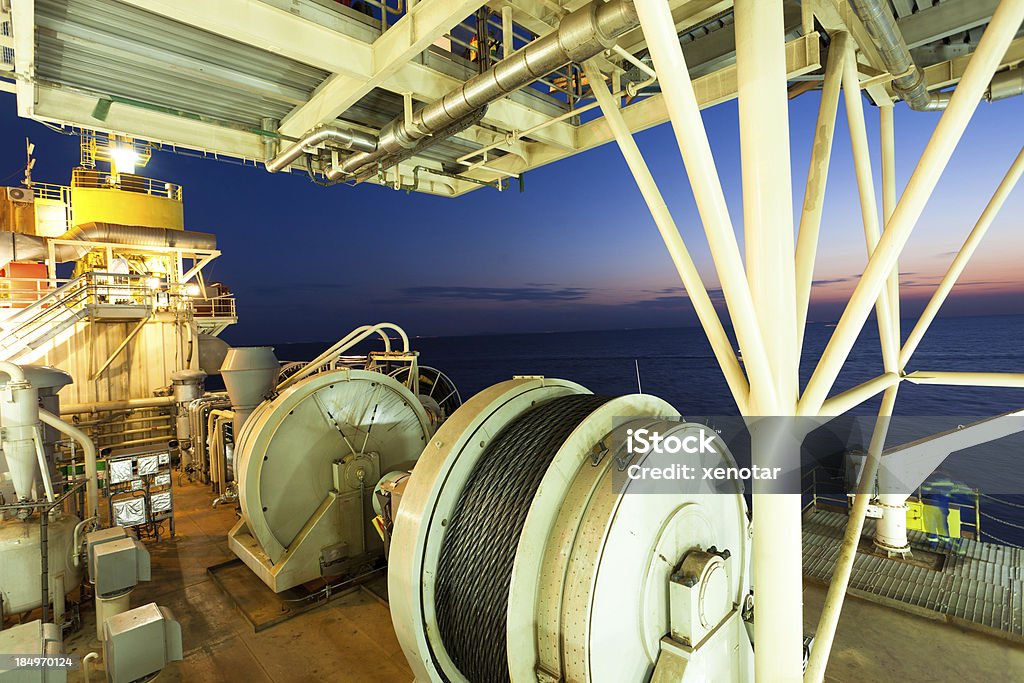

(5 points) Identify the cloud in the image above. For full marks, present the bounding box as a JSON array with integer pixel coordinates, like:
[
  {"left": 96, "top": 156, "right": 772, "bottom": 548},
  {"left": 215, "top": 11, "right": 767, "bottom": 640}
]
[
  {"left": 812, "top": 277, "right": 854, "bottom": 286},
  {"left": 399, "top": 285, "right": 591, "bottom": 302}
]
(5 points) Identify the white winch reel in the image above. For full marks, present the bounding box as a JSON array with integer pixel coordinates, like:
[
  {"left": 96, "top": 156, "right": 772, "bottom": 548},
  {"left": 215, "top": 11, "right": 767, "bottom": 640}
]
[
  {"left": 230, "top": 369, "right": 431, "bottom": 592},
  {"left": 389, "top": 377, "right": 754, "bottom": 683}
]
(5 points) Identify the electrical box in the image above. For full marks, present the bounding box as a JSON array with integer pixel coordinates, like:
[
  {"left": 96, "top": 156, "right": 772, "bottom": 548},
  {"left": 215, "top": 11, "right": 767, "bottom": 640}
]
[
  {"left": 102, "top": 603, "right": 182, "bottom": 683},
  {"left": 93, "top": 537, "right": 151, "bottom": 597},
  {"left": 86, "top": 526, "right": 129, "bottom": 583}
]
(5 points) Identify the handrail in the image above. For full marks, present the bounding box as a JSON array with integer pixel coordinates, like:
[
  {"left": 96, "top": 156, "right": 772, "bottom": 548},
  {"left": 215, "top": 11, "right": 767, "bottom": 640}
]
[
  {"left": 0, "top": 272, "right": 164, "bottom": 360},
  {"left": 276, "top": 322, "right": 410, "bottom": 391},
  {"left": 70, "top": 168, "right": 183, "bottom": 201},
  {"left": 802, "top": 463, "right": 982, "bottom": 538}
]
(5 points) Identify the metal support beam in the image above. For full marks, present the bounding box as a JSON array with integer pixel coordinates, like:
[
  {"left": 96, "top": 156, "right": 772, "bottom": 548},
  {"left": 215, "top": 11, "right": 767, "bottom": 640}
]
[
  {"left": 180, "top": 251, "right": 221, "bottom": 286},
  {"left": 462, "top": 33, "right": 821, "bottom": 193},
  {"left": 635, "top": 0, "right": 778, "bottom": 414},
  {"left": 904, "top": 370, "right": 1024, "bottom": 388},
  {"left": 584, "top": 60, "right": 749, "bottom": 413},
  {"left": 841, "top": 36, "right": 898, "bottom": 373},
  {"left": 880, "top": 104, "right": 900, "bottom": 353},
  {"left": 796, "top": 32, "right": 847, "bottom": 350},
  {"left": 734, "top": 2, "right": 802, "bottom": 680},
  {"left": 9, "top": 0, "right": 34, "bottom": 116},
  {"left": 805, "top": 384, "right": 899, "bottom": 683},
  {"left": 33, "top": 84, "right": 264, "bottom": 159},
  {"left": 117, "top": 0, "right": 575, "bottom": 150},
  {"left": 279, "top": 0, "right": 484, "bottom": 137},
  {"left": 91, "top": 316, "right": 150, "bottom": 381},
  {"left": 800, "top": 0, "right": 1024, "bottom": 416},
  {"left": 898, "top": 0, "right": 1000, "bottom": 49},
  {"left": 917, "top": 35, "right": 1024, "bottom": 92},
  {"left": 900, "top": 145, "right": 1024, "bottom": 368},
  {"left": 819, "top": 372, "right": 902, "bottom": 417}
]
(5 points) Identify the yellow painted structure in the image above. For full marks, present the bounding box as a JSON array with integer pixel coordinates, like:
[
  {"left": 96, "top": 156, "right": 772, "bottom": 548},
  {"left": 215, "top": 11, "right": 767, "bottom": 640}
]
[
  {"left": 69, "top": 186, "right": 183, "bottom": 230},
  {"left": 905, "top": 499, "right": 964, "bottom": 539}
]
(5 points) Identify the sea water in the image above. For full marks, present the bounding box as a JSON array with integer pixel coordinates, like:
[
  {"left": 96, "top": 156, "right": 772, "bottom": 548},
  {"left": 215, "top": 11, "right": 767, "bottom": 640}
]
[{"left": 273, "top": 313, "right": 1024, "bottom": 545}]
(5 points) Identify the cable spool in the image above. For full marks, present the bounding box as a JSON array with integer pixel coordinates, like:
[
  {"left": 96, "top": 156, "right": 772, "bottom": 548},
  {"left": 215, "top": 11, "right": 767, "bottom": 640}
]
[
  {"left": 389, "top": 377, "right": 753, "bottom": 683},
  {"left": 436, "top": 394, "right": 610, "bottom": 682},
  {"left": 230, "top": 369, "right": 431, "bottom": 592},
  {"left": 389, "top": 365, "right": 462, "bottom": 426}
]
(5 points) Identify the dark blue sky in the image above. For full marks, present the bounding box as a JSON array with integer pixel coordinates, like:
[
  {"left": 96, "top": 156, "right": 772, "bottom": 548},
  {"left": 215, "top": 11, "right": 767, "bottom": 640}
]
[{"left": 2, "top": 89, "right": 1022, "bottom": 345}]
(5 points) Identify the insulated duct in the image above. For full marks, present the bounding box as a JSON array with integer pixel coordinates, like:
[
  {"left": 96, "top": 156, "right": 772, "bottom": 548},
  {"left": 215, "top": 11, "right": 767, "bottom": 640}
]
[
  {"left": 0, "top": 223, "right": 217, "bottom": 264},
  {"left": 265, "top": 127, "right": 378, "bottom": 173},
  {"left": 987, "top": 67, "right": 1024, "bottom": 102},
  {"left": 326, "top": 0, "right": 641, "bottom": 180},
  {"left": 850, "top": 0, "right": 951, "bottom": 111}
]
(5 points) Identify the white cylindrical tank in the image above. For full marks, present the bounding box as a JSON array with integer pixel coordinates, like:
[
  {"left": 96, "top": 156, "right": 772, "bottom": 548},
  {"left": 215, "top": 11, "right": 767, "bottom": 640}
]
[{"left": 0, "top": 515, "right": 83, "bottom": 615}]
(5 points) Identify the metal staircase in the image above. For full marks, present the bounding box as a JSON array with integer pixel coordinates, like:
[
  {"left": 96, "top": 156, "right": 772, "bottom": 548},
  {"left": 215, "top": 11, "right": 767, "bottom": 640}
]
[{"left": 0, "top": 273, "right": 152, "bottom": 364}]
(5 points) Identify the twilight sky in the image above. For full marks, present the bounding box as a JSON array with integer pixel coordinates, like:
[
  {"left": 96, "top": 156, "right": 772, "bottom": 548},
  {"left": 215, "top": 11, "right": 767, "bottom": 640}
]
[{"left": 1, "top": 89, "right": 1022, "bottom": 344}]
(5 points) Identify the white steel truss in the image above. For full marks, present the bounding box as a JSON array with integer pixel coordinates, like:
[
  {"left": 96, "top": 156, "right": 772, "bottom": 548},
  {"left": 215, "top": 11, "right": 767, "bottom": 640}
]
[{"left": 590, "top": 0, "right": 1024, "bottom": 680}]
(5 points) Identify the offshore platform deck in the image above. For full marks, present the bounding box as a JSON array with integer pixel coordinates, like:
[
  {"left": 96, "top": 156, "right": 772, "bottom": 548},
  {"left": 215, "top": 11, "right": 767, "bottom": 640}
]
[
  {"left": 2, "top": 0, "right": 1024, "bottom": 680},
  {"left": 804, "top": 507, "right": 1024, "bottom": 641},
  {"left": 53, "top": 481, "right": 1024, "bottom": 683}
]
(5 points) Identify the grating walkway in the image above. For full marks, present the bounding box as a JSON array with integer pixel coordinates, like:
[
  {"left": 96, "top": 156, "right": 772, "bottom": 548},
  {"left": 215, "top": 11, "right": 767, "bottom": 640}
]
[{"left": 803, "top": 508, "right": 1024, "bottom": 640}]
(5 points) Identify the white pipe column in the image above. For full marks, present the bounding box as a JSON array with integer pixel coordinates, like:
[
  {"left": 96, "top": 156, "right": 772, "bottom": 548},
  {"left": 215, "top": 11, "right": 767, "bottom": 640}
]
[
  {"left": 735, "top": 1, "right": 802, "bottom": 680},
  {"left": 879, "top": 105, "right": 900, "bottom": 348},
  {"left": 38, "top": 409, "right": 99, "bottom": 521},
  {"left": 800, "top": 0, "right": 1024, "bottom": 415},
  {"left": 805, "top": 385, "right": 899, "bottom": 683},
  {"left": 634, "top": 0, "right": 777, "bottom": 410},
  {"left": 841, "top": 38, "right": 898, "bottom": 372},
  {"left": 795, "top": 32, "right": 847, "bottom": 348},
  {"left": 582, "top": 60, "right": 750, "bottom": 412}
]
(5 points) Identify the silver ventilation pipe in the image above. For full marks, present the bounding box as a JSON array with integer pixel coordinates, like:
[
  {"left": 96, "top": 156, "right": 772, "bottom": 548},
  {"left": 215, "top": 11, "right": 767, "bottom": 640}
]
[
  {"left": 987, "top": 67, "right": 1024, "bottom": 102},
  {"left": 265, "top": 126, "right": 378, "bottom": 173},
  {"left": 849, "top": 0, "right": 951, "bottom": 111},
  {"left": 327, "top": 0, "right": 641, "bottom": 180},
  {"left": 1, "top": 223, "right": 216, "bottom": 264}
]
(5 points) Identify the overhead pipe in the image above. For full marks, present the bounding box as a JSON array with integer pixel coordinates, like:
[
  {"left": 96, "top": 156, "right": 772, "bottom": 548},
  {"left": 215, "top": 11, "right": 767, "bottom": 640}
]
[
  {"left": 850, "top": 0, "right": 951, "bottom": 111},
  {"left": 987, "top": 67, "right": 1024, "bottom": 101},
  {"left": 265, "top": 126, "right": 378, "bottom": 173},
  {"left": 327, "top": 0, "right": 641, "bottom": 180},
  {"left": 60, "top": 395, "right": 177, "bottom": 415}
]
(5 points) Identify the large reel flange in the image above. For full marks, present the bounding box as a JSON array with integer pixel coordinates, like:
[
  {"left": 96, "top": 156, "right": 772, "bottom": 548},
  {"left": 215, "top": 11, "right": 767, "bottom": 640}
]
[
  {"left": 231, "top": 368, "right": 431, "bottom": 591},
  {"left": 389, "top": 377, "right": 752, "bottom": 683}
]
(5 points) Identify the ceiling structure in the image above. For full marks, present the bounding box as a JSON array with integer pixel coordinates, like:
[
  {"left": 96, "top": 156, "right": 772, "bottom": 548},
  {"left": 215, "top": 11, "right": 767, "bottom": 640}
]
[{"left": 1, "top": 0, "right": 1022, "bottom": 196}]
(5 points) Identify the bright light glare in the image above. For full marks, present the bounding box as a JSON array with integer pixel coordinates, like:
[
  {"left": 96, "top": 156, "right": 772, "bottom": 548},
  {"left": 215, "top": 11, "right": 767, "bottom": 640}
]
[
  {"left": 146, "top": 277, "right": 162, "bottom": 290},
  {"left": 184, "top": 284, "right": 201, "bottom": 297},
  {"left": 110, "top": 146, "right": 138, "bottom": 174}
]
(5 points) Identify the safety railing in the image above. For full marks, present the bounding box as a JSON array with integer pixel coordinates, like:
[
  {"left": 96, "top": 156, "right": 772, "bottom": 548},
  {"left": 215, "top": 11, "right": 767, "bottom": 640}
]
[
  {"left": 0, "top": 272, "right": 158, "bottom": 361},
  {"left": 31, "top": 182, "right": 71, "bottom": 203},
  {"left": 801, "top": 465, "right": 982, "bottom": 541},
  {"left": 71, "top": 168, "right": 183, "bottom": 201},
  {"left": 192, "top": 294, "right": 236, "bottom": 320}
]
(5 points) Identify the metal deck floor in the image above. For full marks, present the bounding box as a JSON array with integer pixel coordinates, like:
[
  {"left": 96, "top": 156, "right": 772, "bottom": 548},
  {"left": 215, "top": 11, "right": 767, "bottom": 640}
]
[
  {"left": 804, "top": 507, "right": 1024, "bottom": 640},
  {"left": 56, "top": 485, "right": 1024, "bottom": 681}
]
